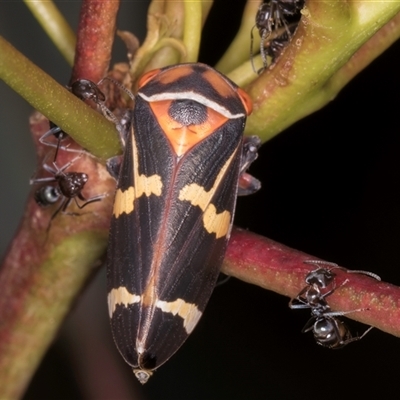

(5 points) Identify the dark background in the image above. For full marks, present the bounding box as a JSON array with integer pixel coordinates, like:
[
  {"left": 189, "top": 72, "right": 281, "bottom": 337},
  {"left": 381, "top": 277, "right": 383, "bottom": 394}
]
[{"left": 1, "top": 1, "right": 399, "bottom": 399}]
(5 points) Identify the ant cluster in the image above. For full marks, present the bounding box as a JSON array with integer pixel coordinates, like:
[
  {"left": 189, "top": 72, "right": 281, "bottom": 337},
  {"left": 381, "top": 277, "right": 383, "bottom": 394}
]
[
  {"left": 251, "top": 0, "right": 304, "bottom": 73},
  {"left": 31, "top": 79, "right": 109, "bottom": 225},
  {"left": 289, "top": 260, "right": 380, "bottom": 349}
]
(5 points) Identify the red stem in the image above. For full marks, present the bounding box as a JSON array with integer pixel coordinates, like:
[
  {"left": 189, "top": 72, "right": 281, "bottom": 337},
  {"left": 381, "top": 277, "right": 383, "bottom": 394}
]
[
  {"left": 71, "top": 0, "right": 120, "bottom": 83},
  {"left": 223, "top": 228, "right": 400, "bottom": 337}
]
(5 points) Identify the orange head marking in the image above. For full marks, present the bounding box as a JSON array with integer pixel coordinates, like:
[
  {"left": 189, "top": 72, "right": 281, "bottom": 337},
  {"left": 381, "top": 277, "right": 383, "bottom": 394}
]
[{"left": 150, "top": 100, "right": 228, "bottom": 157}]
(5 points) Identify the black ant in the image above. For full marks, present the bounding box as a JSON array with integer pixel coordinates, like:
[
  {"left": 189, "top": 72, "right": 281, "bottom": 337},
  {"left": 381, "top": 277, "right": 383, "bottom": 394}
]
[
  {"left": 302, "top": 260, "right": 381, "bottom": 287},
  {"left": 69, "top": 78, "right": 106, "bottom": 103},
  {"left": 31, "top": 156, "right": 104, "bottom": 223},
  {"left": 39, "top": 78, "right": 118, "bottom": 159},
  {"left": 289, "top": 260, "right": 380, "bottom": 349},
  {"left": 69, "top": 78, "right": 122, "bottom": 125},
  {"left": 251, "top": 0, "right": 304, "bottom": 73}
]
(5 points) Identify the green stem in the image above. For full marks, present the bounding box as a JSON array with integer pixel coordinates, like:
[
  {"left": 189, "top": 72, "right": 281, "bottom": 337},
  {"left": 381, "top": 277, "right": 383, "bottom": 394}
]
[
  {"left": 182, "top": 0, "right": 202, "bottom": 62},
  {"left": 24, "top": 0, "right": 76, "bottom": 66},
  {"left": 216, "top": 0, "right": 261, "bottom": 74},
  {"left": 227, "top": 55, "right": 262, "bottom": 88},
  {"left": 325, "top": 11, "right": 400, "bottom": 99},
  {"left": 0, "top": 36, "right": 120, "bottom": 160},
  {"left": 244, "top": 0, "right": 400, "bottom": 142},
  {"left": 200, "top": 0, "right": 213, "bottom": 27}
]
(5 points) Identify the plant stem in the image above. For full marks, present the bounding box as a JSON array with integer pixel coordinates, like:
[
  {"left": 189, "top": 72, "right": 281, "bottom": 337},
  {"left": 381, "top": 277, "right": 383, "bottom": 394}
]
[
  {"left": 24, "top": 0, "right": 76, "bottom": 66},
  {"left": 0, "top": 112, "right": 116, "bottom": 399},
  {"left": 243, "top": 0, "right": 400, "bottom": 142},
  {"left": 182, "top": 0, "right": 202, "bottom": 62},
  {"left": 0, "top": 36, "right": 120, "bottom": 160},
  {"left": 224, "top": 228, "right": 400, "bottom": 338},
  {"left": 71, "top": 0, "right": 120, "bottom": 83},
  {"left": 216, "top": 0, "right": 261, "bottom": 74}
]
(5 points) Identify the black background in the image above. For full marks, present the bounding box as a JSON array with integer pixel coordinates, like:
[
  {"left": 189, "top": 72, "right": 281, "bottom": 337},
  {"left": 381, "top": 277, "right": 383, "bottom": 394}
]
[{"left": 1, "top": 1, "right": 399, "bottom": 399}]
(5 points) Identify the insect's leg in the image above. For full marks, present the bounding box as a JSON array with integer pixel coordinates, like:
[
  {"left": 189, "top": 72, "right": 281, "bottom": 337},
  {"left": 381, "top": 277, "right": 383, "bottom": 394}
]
[
  {"left": 289, "top": 286, "right": 312, "bottom": 309},
  {"left": 301, "top": 316, "right": 317, "bottom": 333},
  {"left": 322, "top": 306, "right": 370, "bottom": 319},
  {"left": 250, "top": 25, "right": 259, "bottom": 74},
  {"left": 74, "top": 193, "right": 105, "bottom": 209},
  {"left": 339, "top": 325, "right": 374, "bottom": 346},
  {"left": 48, "top": 198, "right": 71, "bottom": 225},
  {"left": 30, "top": 176, "right": 57, "bottom": 186},
  {"left": 97, "top": 102, "right": 121, "bottom": 129},
  {"left": 347, "top": 270, "right": 381, "bottom": 281},
  {"left": 304, "top": 260, "right": 381, "bottom": 281},
  {"left": 53, "top": 154, "right": 84, "bottom": 174},
  {"left": 98, "top": 76, "right": 135, "bottom": 102},
  {"left": 259, "top": 29, "right": 269, "bottom": 71},
  {"left": 215, "top": 274, "right": 231, "bottom": 288},
  {"left": 39, "top": 124, "right": 62, "bottom": 148},
  {"left": 303, "top": 260, "right": 339, "bottom": 268},
  {"left": 237, "top": 135, "right": 261, "bottom": 196},
  {"left": 105, "top": 109, "right": 133, "bottom": 180},
  {"left": 319, "top": 278, "right": 350, "bottom": 300},
  {"left": 106, "top": 156, "right": 123, "bottom": 181}
]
